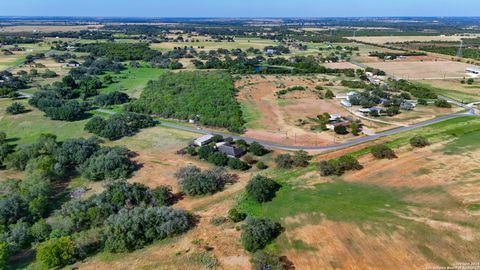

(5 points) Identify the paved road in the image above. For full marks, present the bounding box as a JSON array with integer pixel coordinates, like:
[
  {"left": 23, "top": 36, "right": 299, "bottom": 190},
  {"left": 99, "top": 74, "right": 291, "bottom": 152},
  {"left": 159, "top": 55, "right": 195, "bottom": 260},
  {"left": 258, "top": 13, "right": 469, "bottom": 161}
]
[{"left": 157, "top": 111, "right": 477, "bottom": 151}]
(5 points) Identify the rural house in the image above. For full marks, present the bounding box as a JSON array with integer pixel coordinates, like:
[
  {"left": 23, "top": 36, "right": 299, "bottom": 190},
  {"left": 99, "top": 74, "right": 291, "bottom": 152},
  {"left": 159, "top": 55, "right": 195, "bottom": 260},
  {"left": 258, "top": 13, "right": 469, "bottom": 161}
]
[{"left": 218, "top": 144, "right": 245, "bottom": 158}]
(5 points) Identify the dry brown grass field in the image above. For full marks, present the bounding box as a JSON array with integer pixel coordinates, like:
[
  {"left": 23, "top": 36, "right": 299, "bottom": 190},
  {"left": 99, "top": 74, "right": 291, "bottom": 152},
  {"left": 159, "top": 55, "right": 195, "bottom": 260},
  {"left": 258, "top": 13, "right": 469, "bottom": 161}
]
[{"left": 349, "top": 35, "right": 479, "bottom": 44}]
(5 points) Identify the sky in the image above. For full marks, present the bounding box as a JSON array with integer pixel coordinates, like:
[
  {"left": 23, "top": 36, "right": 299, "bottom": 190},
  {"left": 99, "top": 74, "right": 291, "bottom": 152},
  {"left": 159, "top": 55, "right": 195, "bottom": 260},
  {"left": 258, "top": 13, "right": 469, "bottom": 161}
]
[{"left": 1, "top": 0, "right": 479, "bottom": 18}]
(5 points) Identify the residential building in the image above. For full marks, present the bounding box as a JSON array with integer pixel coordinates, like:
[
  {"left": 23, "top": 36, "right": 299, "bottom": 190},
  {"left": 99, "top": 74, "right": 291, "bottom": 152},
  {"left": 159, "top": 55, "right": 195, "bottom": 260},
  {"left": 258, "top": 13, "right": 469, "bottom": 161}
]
[{"left": 218, "top": 144, "right": 245, "bottom": 158}]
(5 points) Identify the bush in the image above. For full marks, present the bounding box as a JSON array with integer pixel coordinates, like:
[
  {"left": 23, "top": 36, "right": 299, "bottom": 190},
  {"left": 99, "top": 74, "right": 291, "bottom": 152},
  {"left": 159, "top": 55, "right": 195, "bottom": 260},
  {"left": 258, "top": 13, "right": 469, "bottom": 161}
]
[
  {"left": 293, "top": 150, "right": 311, "bottom": 167},
  {"left": 30, "top": 219, "right": 51, "bottom": 243},
  {"left": 103, "top": 207, "right": 192, "bottom": 253},
  {"left": 334, "top": 125, "right": 348, "bottom": 135},
  {"left": 6, "top": 102, "right": 26, "bottom": 115},
  {"left": 251, "top": 251, "right": 286, "bottom": 270},
  {"left": 241, "top": 217, "right": 282, "bottom": 252},
  {"left": 208, "top": 152, "right": 228, "bottom": 166},
  {"left": 318, "top": 155, "right": 362, "bottom": 176},
  {"left": 371, "top": 144, "right": 396, "bottom": 159},
  {"left": 246, "top": 175, "right": 280, "bottom": 203},
  {"left": 410, "top": 136, "right": 430, "bottom": 148},
  {"left": 417, "top": 99, "right": 428, "bottom": 105},
  {"left": 434, "top": 99, "right": 452, "bottom": 108},
  {"left": 256, "top": 161, "right": 268, "bottom": 170},
  {"left": 228, "top": 208, "right": 247, "bottom": 222},
  {"left": 72, "top": 228, "right": 103, "bottom": 259},
  {"left": 151, "top": 185, "right": 175, "bottom": 206},
  {"left": 198, "top": 145, "right": 215, "bottom": 160},
  {"left": 0, "top": 242, "right": 8, "bottom": 269},
  {"left": 249, "top": 142, "right": 268, "bottom": 156},
  {"left": 175, "top": 166, "right": 235, "bottom": 196},
  {"left": 36, "top": 236, "right": 76, "bottom": 269},
  {"left": 275, "top": 154, "right": 294, "bottom": 169},
  {"left": 209, "top": 216, "right": 228, "bottom": 226},
  {"left": 228, "top": 158, "right": 250, "bottom": 171}
]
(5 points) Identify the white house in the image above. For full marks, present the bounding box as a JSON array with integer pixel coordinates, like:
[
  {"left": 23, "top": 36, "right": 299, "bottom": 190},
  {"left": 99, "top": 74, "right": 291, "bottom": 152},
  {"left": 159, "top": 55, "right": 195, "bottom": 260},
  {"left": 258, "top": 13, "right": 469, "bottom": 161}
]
[{"left": 194, "top": 135, "right": 214, "bottom": 146}]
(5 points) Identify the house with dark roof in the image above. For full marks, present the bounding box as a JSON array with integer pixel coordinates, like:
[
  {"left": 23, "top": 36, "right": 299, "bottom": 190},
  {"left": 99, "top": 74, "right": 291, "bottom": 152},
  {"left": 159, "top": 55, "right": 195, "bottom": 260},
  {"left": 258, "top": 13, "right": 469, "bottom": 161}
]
[{"left": 218, "top": 144, "right": 245, "bottom": 158}]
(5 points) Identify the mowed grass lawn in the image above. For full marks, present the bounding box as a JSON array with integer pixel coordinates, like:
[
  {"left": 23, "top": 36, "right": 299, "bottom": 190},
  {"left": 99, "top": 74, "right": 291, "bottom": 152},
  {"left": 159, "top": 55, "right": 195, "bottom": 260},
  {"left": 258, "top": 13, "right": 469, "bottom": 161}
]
[{"left": 101, "top": 66, "right": 165, "bottom": 98}]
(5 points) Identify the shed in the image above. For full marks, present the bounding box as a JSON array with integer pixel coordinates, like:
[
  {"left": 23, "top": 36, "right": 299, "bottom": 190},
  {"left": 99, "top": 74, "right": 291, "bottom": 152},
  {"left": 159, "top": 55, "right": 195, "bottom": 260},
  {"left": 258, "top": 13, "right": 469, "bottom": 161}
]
[{"left": 194, "top": 135, "right": 214, "bottom": 146}]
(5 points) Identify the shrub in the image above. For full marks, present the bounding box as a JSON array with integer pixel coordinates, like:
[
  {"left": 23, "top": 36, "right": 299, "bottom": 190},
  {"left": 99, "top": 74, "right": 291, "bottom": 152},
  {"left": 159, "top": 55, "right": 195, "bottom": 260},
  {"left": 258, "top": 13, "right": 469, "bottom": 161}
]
[
  {"left": 228, "top": 158, "right": 250, "bottom": 171},
  {"left": 228, "top": 208, "right": 247, "bottom": 222},
  {"left": 371, "top": 144, "right": 397, "bottom": 159},
  {"left": 6, "top": 102, "right": 26, "bottom": 115},
  {"left": 30, "top": 219, "right": 51, "bottom": 243},
  {"left": 175, "top": 166, "right": 235, "bottom": 196},
  {"left": 211, "top": 135, "right": 224, "bottom": 143},
  {"left": 334, "top": 125, "right": 348, "bottom": 135},
  {"left": 151, "top": 185, "right": 175, "bottom": 206},
  {"left": 275, "top": 154, "right": 294, "bottom": 169},
  {"left": 318, "top": 155, "right": 362, "bottom": 176},
  {"left": 325, "top": 89, "right": 335, "bottom": 99},
  {"left": 256, "top": 161, "right": 268, "bottom": 170},
  {"left": 246, "top": 175, "right": 280, "bottom": 203},
  {"left": 251, "top": 251, "right": 285, "bottom": 270},
  {"left": 417, "top": 99, "right": 428, "bottom": 105},
  {"left": 410, "top": 136, "right": 430, "bottom": 148},
  {"left": 72, "top": 228, "right": 103, "bottom": 259},
  {"left": 292, "top": 150, "right": 311, "bottom": 167},
  {"left": 208, "top": 152, "right": 229, "bottom": 166},
  {"left": 103, "top": 207, "right": 192, "bottom": 253},
  {"left": 210, "top": 216, "right": 228, "bottom": 226},
  {"left": 198, "top": 145, "right": 215, "bottom": 160},
  {"left": 0, "top": 242, "right": 8, "bottom": 269},
  {"left": 241, "top": 217, "right": 282, "bottom": 252},
  {"left": 36, "top": 236, "right": 76, "bottom": 269},
  {"left": 249, "top": 142, "right": 268, "bottom": 156},
  {"left": 434, "top": 99, "right": 452, "bottom": 108}
]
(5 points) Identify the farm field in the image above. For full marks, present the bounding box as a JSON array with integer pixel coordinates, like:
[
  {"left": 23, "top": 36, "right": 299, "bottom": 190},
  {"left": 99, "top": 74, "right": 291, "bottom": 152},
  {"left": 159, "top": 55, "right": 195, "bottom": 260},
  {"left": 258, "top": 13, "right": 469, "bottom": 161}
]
[
  {"left": 364, "top": 59, "right": 478, "bottom": 79},
  {"left": 349, "top": 35, "right": 479, "bottom": 44}
]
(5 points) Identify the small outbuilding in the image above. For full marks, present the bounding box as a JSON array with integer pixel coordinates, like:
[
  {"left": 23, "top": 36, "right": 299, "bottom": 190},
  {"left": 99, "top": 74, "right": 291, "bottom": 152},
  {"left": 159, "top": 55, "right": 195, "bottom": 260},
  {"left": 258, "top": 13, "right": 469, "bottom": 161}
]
[{"left": 194, "top": 135, "right": 214, "bottom": 146}]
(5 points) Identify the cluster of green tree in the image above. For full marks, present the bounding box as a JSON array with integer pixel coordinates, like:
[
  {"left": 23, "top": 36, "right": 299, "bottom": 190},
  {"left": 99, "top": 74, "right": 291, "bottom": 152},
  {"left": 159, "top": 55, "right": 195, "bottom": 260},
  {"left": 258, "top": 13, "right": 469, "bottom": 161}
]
[
  {"left": 175, "top": 166, "right": 236, "bottom": 196},
  {"left": 0, "top": 34, "right": 40, "bottom": 45},
  {"left": 77, "top": 42, "right": 161, "bottom": 61},
  {"left": 85, "top": 112, "right": 154, "bottom": 140},
  {"left": 341, "top": 80, "right": 368, "bottom": 89},
  {"left": 0, "top": 71, "right": 29, "bottom": 98},
  {"left": 275, "top": 151, "right": 311, "bottom": 169},
  {"left": 94, "top": 91, "right": 130, "bottom": 107},
  {"left": 365, "top": 67, "right": 387, "bottom": 76},
  {"left": 29, "top": 90, "right": 90, "bottom": 121},
  {"left": 263, "top": 45, "right": 290, "bottom": 55},
  {"left": 0, "top": 134, "right": 145, "bottom": 267},
  {"left": 318, "top": 155, "right": 362, "bottom": 176},
  {"left": 33, "top": 180, "right": 190, "bottom": 268},
  {"left": 126, "top": 71, "right": 245, "bottom": 133},
  {"left": 275, "top": 86, "right": 305, "bottom": 97},
  {"left": 388, "top": 79, "right": 438, "bottom": 99},
  {"left": 50, "top": 52, "right": 77, "bottom": 63},
  {"left": 420, "top": 46, "right": 480, "bottom": 60},
  {"left": 70, "top": 57, "right": 124, "bottom": 79},
  {"left": 368, "top": 51, "right": 426, "bottom": 60}
]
